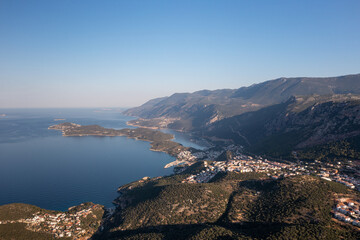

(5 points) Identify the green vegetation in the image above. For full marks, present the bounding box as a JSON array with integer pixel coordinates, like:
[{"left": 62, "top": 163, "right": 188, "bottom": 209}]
[
  {"left": 181, "top": 161, "right": 207, "bottom": 175},
  {"left": 95, "top": 174, "right": 359, "bottom": 240},
  {"left": 119, "top": 128, "right": 188, "bottom": 156},
  {"left": 50, "top": 123, "right": 188, "bottom": 156},
  {"left": 127, "top": 118, "right": 171, "bottom": 129},
  {"left": 68, "top": 202, "right": 105, "bottom": 231},
  {"left": 296, "top": 136, "right": 360, "bottom": 163},
  {"left": 0, "top": 204, "right": 66, "bottom": 239},
  {"left": 267, "top": 223, "right": 359, "bottom": 240},
  {"left": 0, "top": 203, "right": 57, "bottom": 221},
  {"left": 216, "top": 150, "right": 233, "bottom": 161},
  {"left": 223, "top": 176, "right": 358, "bottom": 239},
  {"left": 189, "top": 225, "right": 248, "bottom": 240},
  {"left": 119, "top": 128, "right": 173, "bottom": 142},
  {"left": 250, "top": 130, "right": 304, "bottom": 158},
  {"left": 0, "top": 223, "right": 63, "bottom": 240},
  {"left": 243, "top": 176, "right": 344, "bottom": 223},
  {"left": 4, "top": 171, "right": 352, "bottom": 239},
  {"left": 0, "top": 202, "right": 103, "bottom": 239},
  {"left": 210, "top": 171, "right": 266, "bottom": 183}
]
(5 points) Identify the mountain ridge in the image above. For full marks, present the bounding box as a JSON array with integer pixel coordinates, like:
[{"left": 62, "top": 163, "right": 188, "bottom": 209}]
[
  {"left": 124, "top": 74, "right": 360, "bottom": 131},
  {"left": 202, "top": 94, "right": 360, "bottom": 159}
]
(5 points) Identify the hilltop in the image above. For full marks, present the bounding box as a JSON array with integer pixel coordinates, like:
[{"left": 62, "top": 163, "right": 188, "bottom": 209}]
[{"left": 93, "top": 165, "right": 360, "bottom": 240}]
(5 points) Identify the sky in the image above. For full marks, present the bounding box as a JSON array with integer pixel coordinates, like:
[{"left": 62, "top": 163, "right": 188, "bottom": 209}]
[{"left": 0, "top": 0, "right": 359, "bottom": 108}]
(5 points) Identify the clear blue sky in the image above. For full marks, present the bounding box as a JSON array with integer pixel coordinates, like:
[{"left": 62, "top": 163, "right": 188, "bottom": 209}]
[{"left": 1, "top": 0, "right": 359, "bottom": 108}]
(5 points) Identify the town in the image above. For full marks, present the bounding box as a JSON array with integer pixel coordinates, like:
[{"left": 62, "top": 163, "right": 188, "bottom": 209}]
[
  {"left": 0, "top": 203, "right": 103, "bottom": 239},
  {"left": 175, "top": 145, "right": 359, "bottom": 191},
  {"left": 172, "top": 144, "right": 360, "bottom": 229}
]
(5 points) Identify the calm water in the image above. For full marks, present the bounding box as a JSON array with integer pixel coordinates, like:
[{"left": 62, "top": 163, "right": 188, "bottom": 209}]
[
  {"left": 160, "top": 129, "right": 211, "bottom": 150},
  {"left": 0, "top": 108, "right": 201, "bottom": 211}
]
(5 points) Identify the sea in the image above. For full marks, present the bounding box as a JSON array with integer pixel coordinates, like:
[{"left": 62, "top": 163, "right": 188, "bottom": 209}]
[{"left": 0, "top": 108, "right": 206, "bottom": 211}]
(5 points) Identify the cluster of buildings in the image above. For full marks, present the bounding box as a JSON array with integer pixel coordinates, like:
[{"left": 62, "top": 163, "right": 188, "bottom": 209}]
[
  {"left": 333, "top": 198, "right": 360, "bottom": 227},
  {"left": 179, "top": 147, "right": 360, "bottom": 231},
  {"left": 333, "top": 175, "right": 359, "bottom": 190},
  {"left": 173, "top": 146, "right": 243, "bottom": 171},
  {"left": 24, "top": 204, "right": 101, "bottom": 238},
  {"left": 178, "top": 146, "right": 359, "bottom": 193},
  {"left": 193, "top": 144, "right": 243, "bottom": 160},
  {"left": 177, "top": 150, "right": 198, "bottom": 162},
  {"left": 182, "top": 156, "right": 308, "bottom": 184},
  {"left": 317, "top": 165, "right": 360, "bottom": 191},
  {"left": 182, "top": 163, "right": 220, "bottom": 183},
  {"left": 165, "top": 151, "right": 198, "bottom": 169}
]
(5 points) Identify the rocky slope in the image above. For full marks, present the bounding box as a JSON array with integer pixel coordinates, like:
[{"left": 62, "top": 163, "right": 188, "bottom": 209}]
[
  {"left": 203, "top": 94, "right": 360, "bottom": 159},
  {"left": 124, "top": 74, "right": 360, "bottom": 131}
]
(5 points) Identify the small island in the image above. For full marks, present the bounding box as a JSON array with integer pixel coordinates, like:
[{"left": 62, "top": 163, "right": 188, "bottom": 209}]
[{"left": 49, "top": 122, "right": 190, "bottom": 158}]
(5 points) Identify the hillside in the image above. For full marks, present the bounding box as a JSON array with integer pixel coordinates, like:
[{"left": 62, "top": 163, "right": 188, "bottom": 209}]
[
  {"left": 124, "top": 74, "right": 360, "bottom": 131},
  {"left": 0, "top": 202, "right": 104, "bottom": 240},
  {"left": 93, "top": 168, "right": 360, "bottom": 240},
  {"left": 203, "top": 94, "right": 360, "bottom": 160}
]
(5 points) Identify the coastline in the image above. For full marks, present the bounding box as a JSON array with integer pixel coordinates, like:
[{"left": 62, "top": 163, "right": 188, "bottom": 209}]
[
  {"left": 1, "top": 116, "right": 178, "bottom": 211},
  {"left": 47, "top": 119, "right": 217, "bottom": 173},
  {"left": 48, "top": 122, "right": 189, "bottom": 160},
  {"left": 126, "top": 121, "right": 160, "bottom": 130},
  {"left": 126, "top": 118, "right": 212, "bottom": 149}
]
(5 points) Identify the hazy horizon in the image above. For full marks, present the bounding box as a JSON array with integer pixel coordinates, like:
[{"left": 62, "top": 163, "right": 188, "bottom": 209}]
[
  {"left": 1, "top": 0, "right": 360, "bottom": 108},
  {"left": 2, "top": 71, "right": 360, "bottom": 109}
]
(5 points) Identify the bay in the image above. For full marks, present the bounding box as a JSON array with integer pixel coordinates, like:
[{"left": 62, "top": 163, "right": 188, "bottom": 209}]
[{"left": 0, "top": 108, "right": 178, "bottom": 211}]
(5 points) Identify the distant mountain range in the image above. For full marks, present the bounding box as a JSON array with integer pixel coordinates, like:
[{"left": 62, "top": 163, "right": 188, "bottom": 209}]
[
  {"left": 124, "top": 73, "right": 360, "bottom": 160},
  {"left": 124, "top": 74, "right": 360, "bottom": 130}
]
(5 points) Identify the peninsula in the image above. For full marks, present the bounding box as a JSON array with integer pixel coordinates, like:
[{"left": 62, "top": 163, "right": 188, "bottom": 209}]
[{"left": 48, "top": 122, "right": 189, "bottom": 158}]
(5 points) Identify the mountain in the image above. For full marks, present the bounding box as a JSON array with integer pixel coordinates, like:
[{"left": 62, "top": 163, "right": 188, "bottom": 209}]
[
  {"left": 202, "top": 94, "right": 360, "bottom": 160},
  {"left": 124, "top": 74, "right": 360, "bottom": 131},
  {"left": 230, "top": 73, "right": 360, "bottom": 103}
]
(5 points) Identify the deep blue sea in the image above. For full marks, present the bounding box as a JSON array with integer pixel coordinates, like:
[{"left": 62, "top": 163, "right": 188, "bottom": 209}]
[{"left": 0, "top": 108, "right": 205, "bottom": 211}]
